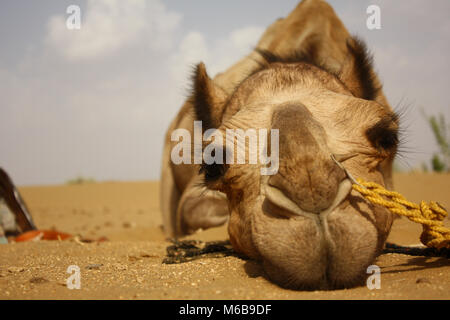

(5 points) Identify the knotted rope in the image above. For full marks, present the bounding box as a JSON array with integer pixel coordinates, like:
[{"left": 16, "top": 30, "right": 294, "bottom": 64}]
[
  {"left": 330, "top": 154, "right": 450, "bottom": 250},
  {"left": 353, "top": 179, "right": 450, "bottom": 249}
]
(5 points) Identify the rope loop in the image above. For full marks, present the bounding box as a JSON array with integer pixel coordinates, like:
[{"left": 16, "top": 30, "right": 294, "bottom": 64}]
[{"left": 353, "top": 178, "right": 450, "bottom": 249}]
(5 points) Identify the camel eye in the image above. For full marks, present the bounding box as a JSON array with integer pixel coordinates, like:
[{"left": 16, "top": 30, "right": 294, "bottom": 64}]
[
  {"left": 377, "top": 129, "right": 398, "bottom": 150},
  {"left": 200, "top": 162, "right": 226, "bottom": 182},
  {"left": 365, "top": 113, "right": 399, "bottom": 152}
]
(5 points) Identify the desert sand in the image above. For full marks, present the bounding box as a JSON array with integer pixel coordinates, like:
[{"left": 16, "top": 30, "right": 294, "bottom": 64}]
[{"left": 0, "top": 173, "right": 449, "bottom": 300}]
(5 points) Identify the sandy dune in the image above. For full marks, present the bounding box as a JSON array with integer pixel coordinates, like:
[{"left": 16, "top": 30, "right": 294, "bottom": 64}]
[{"left": 0, "top": 173, "right": 449, "bottom": 299}]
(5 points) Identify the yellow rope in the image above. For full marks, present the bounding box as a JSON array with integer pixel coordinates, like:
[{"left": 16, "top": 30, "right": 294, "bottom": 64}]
[{"left": 352, "top": 179, "right": 450, "bottom": 249}]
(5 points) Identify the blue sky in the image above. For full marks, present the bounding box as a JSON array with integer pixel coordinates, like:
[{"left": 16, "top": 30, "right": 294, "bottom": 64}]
[{"left": 0, "top": 0, "right": 449, "bottom": 185}]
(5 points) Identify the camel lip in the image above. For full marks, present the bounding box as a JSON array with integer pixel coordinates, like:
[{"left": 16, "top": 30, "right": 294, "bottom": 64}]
[{"left": 261, "top": 179, "right": 353, "bottom": 220}]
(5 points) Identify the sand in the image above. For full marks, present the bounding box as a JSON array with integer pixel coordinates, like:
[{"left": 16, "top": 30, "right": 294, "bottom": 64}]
[{"left": 0, "top": 173, "right": 449, "bottom": 300}]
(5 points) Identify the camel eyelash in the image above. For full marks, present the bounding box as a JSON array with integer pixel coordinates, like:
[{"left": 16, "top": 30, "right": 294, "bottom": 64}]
[{"left": 365, "top": 112, "right": 400, "bottom": 153}]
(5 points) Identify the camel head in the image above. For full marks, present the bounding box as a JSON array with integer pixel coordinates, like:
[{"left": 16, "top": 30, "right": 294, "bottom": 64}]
[{"left": 188, "top": 0, "right": 399, "bottom": 290}]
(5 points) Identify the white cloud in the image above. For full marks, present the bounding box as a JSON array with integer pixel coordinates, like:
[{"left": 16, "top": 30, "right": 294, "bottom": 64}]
[
  {"left": 46, "top": 0, "right": 181, "bottom": 61},
  {"left": 0, "top": 0, "right": 185, "bottom": 184},
  {"left": 208, "top": 26, "right": 265, "bottom": 76},
  {"left": 169, "top": 31, "right": 210, "bottom": 84},
  {"left": 170, "top": 26, "right": 264, "bottom": 88}
]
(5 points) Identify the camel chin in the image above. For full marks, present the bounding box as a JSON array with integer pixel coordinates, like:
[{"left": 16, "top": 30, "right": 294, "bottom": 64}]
[{"left": 251, "top": 181, "right": 380, "bottom": 290}]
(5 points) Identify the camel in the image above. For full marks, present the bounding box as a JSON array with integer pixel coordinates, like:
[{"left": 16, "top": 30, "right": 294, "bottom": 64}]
[{"left": 160, "top": 0, "right": 399, "bottom": 289}]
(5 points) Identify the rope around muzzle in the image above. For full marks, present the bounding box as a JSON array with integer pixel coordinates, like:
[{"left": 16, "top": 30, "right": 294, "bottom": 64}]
[
  {"left": 330, "top": 154, "right": 450, "bottom": 249},
  {"left": 352, "top": 179, "right": 450, "bottom": 249}
]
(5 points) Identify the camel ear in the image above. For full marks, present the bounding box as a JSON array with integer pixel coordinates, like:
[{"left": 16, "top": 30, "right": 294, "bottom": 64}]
[
  {"left": 255, "top": 0, "right": 389, "bottom": 106},
  {"left": 336, "top": 37, "right": 392, "bottom": 108},
  {"left": 191, "top": 63, "right": 228, "bottom": 131}
]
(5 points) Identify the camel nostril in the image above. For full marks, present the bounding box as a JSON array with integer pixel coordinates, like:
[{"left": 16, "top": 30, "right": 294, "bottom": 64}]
[
  {"left": 263, "top": 178, "right": 352, "bottom": 217},
  {"left": 332, "top": 153, "right": 358, "bottom": 163}
]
